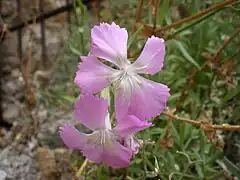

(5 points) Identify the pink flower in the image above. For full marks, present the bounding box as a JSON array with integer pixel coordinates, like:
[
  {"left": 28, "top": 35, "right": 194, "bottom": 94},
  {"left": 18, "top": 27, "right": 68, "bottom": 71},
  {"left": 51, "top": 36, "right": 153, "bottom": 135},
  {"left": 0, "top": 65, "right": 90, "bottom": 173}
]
[
  {"left": 123, "top": 135, "right": 143, "bottom": 155},
  {"left": 59, "top": 95, "right": 151, "bottom": 168},
  {"left": 74, "top": 22, "right": 170, "bottom": 120}
]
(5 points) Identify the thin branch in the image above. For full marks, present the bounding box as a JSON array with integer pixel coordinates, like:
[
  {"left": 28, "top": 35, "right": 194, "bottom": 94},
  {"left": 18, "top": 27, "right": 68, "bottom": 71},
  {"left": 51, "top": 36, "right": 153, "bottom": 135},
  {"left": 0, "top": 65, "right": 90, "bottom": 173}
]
[
  {"left": 133, "top": 0, "right": 144, "bottom": 32},
  {"left": 215, "top": 28, "right": 240, "bottom": 58},
  {"left": 212, "top": 125, "right": 240, "bottom": 131},
  {"left": 162, "top": 112, "right": 200, "bottom": 126},
  {"left": 8, "top": 3, "right": 73, "bottom": 32},
  {"left": 167, "top": 7, "right": 226, "bottom": 39},
  {"left": 161, "top": 112, "right": 240, "bottom": 131},
  {"left": 39, "top": 0, "right": 47, "bottom": 67},
  {"left": 0, "top": 23, "right": 7, "bottom": 42},
  {"left": 155, "top": 0, "right": 238, "bottom": 32},
  {"left": 228, "top": 48, "right": 240, "bottom": 61},
  {"left": 16, "top": 0, "right": 22, "bottom": 60},
  {"left": 153, "top": 0, "right": 161, "bottom": 31}
]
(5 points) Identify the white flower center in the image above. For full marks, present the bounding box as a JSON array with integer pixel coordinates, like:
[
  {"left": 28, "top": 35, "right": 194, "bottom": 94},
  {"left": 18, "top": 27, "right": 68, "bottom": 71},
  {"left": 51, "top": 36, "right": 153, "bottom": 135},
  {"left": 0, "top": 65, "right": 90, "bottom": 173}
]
[
  {"left": 111, "top": 64, "right": 142, "bottom": 96},
  {"left": 87, "top": 129, "right": 116, "bottom": 148}
]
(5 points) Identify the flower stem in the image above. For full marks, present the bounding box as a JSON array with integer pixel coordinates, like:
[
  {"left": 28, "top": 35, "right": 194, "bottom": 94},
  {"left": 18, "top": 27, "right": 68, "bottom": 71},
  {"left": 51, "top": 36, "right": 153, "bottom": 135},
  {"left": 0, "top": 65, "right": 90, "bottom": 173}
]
[{"left": 75, "top": 159, "right": 88, "bottom": 178}]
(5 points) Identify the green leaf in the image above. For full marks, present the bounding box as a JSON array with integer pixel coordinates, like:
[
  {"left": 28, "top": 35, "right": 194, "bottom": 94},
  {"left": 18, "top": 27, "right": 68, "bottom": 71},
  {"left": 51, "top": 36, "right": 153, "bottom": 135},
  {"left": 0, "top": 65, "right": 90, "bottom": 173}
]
[
  {"left": 168, "top": 92, "right": 181, "bottom": 102},
  {"left": 62, "top": 95, "right": 75, "bottom": 103},
  {"left": 97, "top": 165, "right": 109, "bottom": 180},
  {"left": 199, "top": 131, "right": 205, "bottom": 157},
  {"left": 223, "top": 157, "right": 240, "bottom": 177},
  {"left": 167, "top": 54, "right": 186, "bottom": 64},
  {"left": 222, "top": 87, "right": 240, "bottom": 103},
  {"left": 172, "top": 40, "right": 201, "bottom": 69},
  {"left": 70, "top": 45, "right": 82, "bottom": 56},
  {"left": 195, "top": 164, "right": 204, "bottom": 179},
  {"left": 157, "top": 0, "right": 169, "bottom": 26},
  {"left": 180, "top": 122, "right": 185, "bottom": 146},
  {"left": 149, "top": 127, "right": 164, "bottom": 135},
  {"left": 127, "top": 25, "right": 143, "bottom": 50}
]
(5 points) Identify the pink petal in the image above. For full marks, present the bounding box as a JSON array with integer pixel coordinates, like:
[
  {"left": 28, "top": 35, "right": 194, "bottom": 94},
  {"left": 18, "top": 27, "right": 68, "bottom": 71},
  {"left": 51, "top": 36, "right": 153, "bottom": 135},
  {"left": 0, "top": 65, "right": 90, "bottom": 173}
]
[
  {"left": 133, "top": 36, "right": 165, "bottom": 75},
  {"left": 82, "top": 141, "right": 132, "bottom": 168},
  {"left": 59, "top": 123, "right": 87, "bottom": 150},
  {"left": 74, "top": 55, "right": 116, "bottom": 94},
  {"left": 81, "top": 144, "right": 103, "bottom": 163},
  {"left": 74, "top": 95, "right": 109, "bottom": 130},
  {"left": 91, "top": 22, "right": 128, "bottom": 68},
  {"left": 113, "top": 115, "right": 152, "bottom": 137},
  {"left": 124, "top": 135, "right": 143, "bottom": 155},
  {"left": 115, "top": 77, "right": 170, "bottom": 120}
]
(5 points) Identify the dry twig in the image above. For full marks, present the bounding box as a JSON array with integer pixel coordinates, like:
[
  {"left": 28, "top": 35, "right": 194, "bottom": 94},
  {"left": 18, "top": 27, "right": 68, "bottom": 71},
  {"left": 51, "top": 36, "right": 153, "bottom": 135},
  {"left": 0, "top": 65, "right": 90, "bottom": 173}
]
[
  {"left": 153, "top": 0, "right": 161, "bottom": 31},
  {"left": 155, "top": 0, "right": 238, "bottom": 33},
  {"left": 162, "top": 112, "right": 240, "bottom": 131},
  {"left": 133, "top": 0, "right": 144, "bottom": 32}
]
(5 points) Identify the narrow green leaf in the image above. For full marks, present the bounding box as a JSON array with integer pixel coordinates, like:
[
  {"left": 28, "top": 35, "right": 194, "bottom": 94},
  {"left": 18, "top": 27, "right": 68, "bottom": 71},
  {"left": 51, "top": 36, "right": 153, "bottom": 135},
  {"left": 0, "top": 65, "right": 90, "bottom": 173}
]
[
  {"left": 70, "top": 45, "right": 82, "bottom": 56},
  {"left": 199, "top": 131, "right": 205, "bottom": 157},
  {"left": 223, "top": 157, "right": 240, "bottom": 177},
  {"left": 180, "top": 122, "right": 185, "bottom": 146},
  {"left": 222, "top": 87, "right": 240, "bottom": 103},
  {"left": 127, "top": 26, "right": 143, "bottom": 50},
  {"left": 157, "top": 0, "right": 169, "bottom": 25},
  {"left": 62, "top": 95, "right": 75, "bottom": 103},
  {"left": 173, "top": 40, "right": 201, "bottom": 69},
  {"left": 195, "top": 164, "right": 204, "bottom": 179}
]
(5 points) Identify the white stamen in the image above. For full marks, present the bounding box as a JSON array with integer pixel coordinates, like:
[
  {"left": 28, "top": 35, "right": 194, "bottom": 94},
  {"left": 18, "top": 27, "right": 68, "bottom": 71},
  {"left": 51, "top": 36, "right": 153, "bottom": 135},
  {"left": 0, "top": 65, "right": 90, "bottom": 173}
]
[
  {"left": 87, "top": 129, "right": 116, "bottom": 148},
  {"left": 111, "top": 63, "right": 142, "bottom": 98}
]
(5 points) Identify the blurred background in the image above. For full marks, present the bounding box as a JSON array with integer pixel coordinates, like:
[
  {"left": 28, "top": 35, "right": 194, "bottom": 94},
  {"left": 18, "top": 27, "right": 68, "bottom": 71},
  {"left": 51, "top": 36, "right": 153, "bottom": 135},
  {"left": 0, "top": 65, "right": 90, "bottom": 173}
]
[{"left": 0, "top": 0, "right": 240, "bottom": 179}]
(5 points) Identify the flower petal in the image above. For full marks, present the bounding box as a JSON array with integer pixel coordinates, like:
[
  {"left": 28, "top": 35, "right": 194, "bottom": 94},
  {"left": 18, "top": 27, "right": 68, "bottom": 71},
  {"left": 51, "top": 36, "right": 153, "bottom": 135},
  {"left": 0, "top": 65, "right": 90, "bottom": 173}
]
[
  {"left": 59, "top": 123, "right": 87, "bottom": 150},
  {"left": 114, "top": 115, "right": 152, "bottom": 137},
  {"left": 74, "top": 95, "right": 110, "bottom": 130},
  {"left": 133, "top": 36, "right": 165, "bottom": 75},
  {"left": 91, "top": 22, "right": 128, "bottom": 68},
  {"left": 124, "top": 135, "right": 143, "bottom": 155},
  {"left": 81, "top": 144, "right": 103, "bottom": 163},
  {"left": 82, "top": 141, "right": 132, "bottom": 168},
  {"left": 115, "top": 77, "right": 170, "bottom": 120},
  {"left": 74, "top": 55, "right": 116, "bottom": 94}
]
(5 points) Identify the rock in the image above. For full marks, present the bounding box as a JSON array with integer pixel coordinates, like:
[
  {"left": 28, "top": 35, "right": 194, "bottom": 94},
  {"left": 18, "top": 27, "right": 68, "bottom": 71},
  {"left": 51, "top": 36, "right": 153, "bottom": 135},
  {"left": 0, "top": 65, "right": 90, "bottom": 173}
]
[
  {"left": 0, "top": 147, "right": 38, "bottom": 180},
  {"left": 36, "top": 147, "right": 57, "bottom": 178},
  {"left": 2, "top": 104, "right": 20, "bottom": 121},
  {"left": 1, "top": 0, "right": 16, "bottom": 18},
  {"left": 3, "top": 81, "right": 17, "bottom": 96},
  {"left": 0, "top": 170, "right": 7, "bottom": 180},
  {"left": 2, "top": 74, "right": 24, "bottom": 97},
  {"left": 0, "top": 33, "right": 18, "bottom": 68},
  {"left": 1, "top": 66, "right": 11, "bottom": 74},
  {"left": 11, "top": 69, "right": 22, "bottom": 78}
]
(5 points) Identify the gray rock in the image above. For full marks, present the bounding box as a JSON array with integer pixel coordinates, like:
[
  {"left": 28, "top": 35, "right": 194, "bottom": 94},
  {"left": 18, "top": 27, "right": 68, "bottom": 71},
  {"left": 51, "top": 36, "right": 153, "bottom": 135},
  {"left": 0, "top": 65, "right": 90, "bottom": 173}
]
[
  {"left": 0, "top": 170, "right": 7, "bottom": 180},
  {"left": 3, "top": 81, "right": 17, "bottom": 95},
  {"left": 0, "top": 147, "right": 39, "bottom": 180},
  {"left": 3, "top": 104, "right": 20, "bottom": 121}
]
